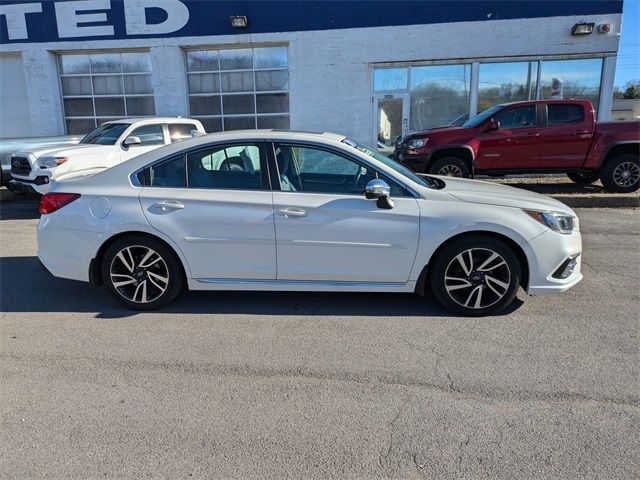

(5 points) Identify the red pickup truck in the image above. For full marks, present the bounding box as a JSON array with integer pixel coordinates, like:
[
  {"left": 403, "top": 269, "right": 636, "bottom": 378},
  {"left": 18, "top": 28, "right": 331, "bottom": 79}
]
[{"left": 395, "top": 100, "right": 640, "bottom": 193}]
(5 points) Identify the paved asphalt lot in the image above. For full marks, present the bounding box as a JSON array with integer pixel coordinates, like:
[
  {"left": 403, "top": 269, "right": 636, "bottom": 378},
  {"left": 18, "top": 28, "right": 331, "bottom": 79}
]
[{"left": 0, "top": 190, "right": 638, "bottom": 479}]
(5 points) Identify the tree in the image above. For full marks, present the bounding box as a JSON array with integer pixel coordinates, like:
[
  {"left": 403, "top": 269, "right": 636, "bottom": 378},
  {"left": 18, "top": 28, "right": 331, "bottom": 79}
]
[{"left": 622, "top": 80, "right": 640, "bottom": 99}]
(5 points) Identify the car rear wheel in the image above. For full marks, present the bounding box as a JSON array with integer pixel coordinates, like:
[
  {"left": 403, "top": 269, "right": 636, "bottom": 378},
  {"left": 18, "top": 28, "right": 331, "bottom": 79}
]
[
  {"left": 567, "top": 172, "right": 599, "bottom": 185},
  {"left": 102, "top": 235, "right": 184, "bottom": 310},
  {"left": 600, "top": 154, "right": 640, "bottom": 193},
  {"left": 428, "top": 157, "right": 471, "bottom": 178},
  {"left": 429, "top": 236, "right": 521, "bottom": 316}
]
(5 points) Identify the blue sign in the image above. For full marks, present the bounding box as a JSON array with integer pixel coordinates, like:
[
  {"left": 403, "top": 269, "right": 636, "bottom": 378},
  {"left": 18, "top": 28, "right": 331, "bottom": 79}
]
[{"left": 0, "top": 0, "right": 623, "bottom": 45}]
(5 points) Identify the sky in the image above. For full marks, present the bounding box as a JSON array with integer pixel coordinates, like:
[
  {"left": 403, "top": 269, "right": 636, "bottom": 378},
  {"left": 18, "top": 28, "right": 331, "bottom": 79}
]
[{"left": 615, "top": 0, "right": 640, "bottom": 88}]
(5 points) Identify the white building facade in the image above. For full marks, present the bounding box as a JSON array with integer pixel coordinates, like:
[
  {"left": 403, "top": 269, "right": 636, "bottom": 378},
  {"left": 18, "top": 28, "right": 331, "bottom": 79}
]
[{"left": 0, "top": 0, "right": 623, "bottom": 148}]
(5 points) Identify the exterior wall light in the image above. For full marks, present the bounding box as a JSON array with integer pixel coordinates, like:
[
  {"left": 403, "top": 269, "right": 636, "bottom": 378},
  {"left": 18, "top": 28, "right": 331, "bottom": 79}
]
[
  {"left": 571, "top": 22, "right": 595, "bottom": 36},
  {"left": 229, "top": 16, "right": 248, "bottom": 28}
]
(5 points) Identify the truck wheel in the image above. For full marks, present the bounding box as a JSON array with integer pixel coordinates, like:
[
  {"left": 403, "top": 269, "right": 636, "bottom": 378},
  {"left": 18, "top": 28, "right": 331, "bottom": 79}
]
[
  {"left": 428, "top": 157, "right": 470, "bottom": 178},
  {"left": 600, "top": 154, "right": 640, "bottom": 193},
  {"left": 567, "top": 172, "right": 600, "bottom": 185}
]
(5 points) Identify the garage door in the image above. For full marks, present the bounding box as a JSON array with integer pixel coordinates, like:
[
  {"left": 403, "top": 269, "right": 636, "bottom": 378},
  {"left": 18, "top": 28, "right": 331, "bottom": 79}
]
[{"left": 0, "top": 54, "right": 31, "bottom": 138}]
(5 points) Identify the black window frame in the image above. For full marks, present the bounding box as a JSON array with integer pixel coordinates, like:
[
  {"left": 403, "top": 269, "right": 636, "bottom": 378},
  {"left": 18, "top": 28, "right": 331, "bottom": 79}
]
[
  {"left": 267, "top": 141, "right": 415, "bottom": 197},
  {"left": 135, "top": 140, "right": 272, "bottom": 191},
  {"left": 542, "top": 103, "right": 585, "bottom": 127}
]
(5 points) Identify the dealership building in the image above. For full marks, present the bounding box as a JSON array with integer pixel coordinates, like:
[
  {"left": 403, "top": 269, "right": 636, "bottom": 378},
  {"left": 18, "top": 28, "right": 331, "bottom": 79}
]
[{"left": 0, "top": 0, "right": 623, "bottom": 150}]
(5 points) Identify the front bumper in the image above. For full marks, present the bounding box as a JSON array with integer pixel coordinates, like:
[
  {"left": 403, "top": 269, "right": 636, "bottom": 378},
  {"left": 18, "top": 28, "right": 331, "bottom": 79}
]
[
  {"left": 525, "top": 229, "right": 583, "bottom": 295},
  {"left": 8, "top": 177, "right": 51, "bottom": 195}
]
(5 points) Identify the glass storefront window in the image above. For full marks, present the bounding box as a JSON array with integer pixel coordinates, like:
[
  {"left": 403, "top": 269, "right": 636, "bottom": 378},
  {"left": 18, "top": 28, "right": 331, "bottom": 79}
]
[
  {"left": 186, "top": 46, "right": 290, "bottom": 131},
  {"left": 373, "top": 68, "right": 408, "bottom": 91},
  {"left": 478, "top": 61, "right": 537, "bottom": 112},
  {"left": 59, "top": 52, "right": 155, "bottom": 134},
  {"left": 410, "top": 64, "right": 471, "bottom": 131},
  {"left": 539, "top": 58, "right": 603, "bottom": 112}
]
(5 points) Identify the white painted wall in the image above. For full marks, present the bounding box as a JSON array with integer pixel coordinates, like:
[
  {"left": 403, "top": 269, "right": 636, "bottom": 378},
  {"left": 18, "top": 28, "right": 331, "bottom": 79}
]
[
  {"left": 0, "top": 13, "right": 622, "bottom": 141},
  {"left": 0, "top": 53, "right": 31, "bottom": 137}
]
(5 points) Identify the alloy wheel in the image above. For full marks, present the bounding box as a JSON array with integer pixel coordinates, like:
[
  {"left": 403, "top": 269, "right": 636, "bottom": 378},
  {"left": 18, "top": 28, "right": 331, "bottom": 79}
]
[
  {"left": 438, "top": 164, "right": 463, "bottom": 177},
  {"left": 444, "top": 248, "right": 511, "bottom": 309},
  {"left": 612, "top": 161, "right": 640, "bottom": 188},
  {"left": 109, "top": 245, "right": 170, "bottom": 303}
]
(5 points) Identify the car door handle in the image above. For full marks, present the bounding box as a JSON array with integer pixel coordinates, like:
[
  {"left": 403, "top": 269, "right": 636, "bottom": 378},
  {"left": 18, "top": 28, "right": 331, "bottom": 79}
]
[
  {"left": 574, "top": 130, "right": 591, "bottom": 136},
  {"left": 526, "top": 133, "right": 540, "bottom": 138},
  {"left": 153, "top": 200, "right": 185, "bottom": 211},
  {"left": 278, "top": 207, "right": 307, "bottom": 218}
]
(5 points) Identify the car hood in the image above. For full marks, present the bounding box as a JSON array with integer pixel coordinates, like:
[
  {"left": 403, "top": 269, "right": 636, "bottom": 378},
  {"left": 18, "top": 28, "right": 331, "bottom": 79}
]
[
  {"left": 436, "top": 176, "right": 575, "bottom": 215},
  {"left": 15, "top": 143, "right": 113, "bottom": 159}
]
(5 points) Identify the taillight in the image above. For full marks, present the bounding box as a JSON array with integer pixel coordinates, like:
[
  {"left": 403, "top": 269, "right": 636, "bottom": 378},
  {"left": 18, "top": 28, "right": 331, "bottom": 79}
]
[{"left": 39, "top": 192, "right": 81, "bottom": 214}]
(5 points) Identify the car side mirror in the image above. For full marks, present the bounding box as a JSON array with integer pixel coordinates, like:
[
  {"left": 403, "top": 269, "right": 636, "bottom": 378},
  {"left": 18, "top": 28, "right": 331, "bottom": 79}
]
[
  {"left": 123, "top": 136, "right": 142, "bottom": 147},
  {"left": 484, "top": 120, "right": 500, "bottom": 132},
  {"left": 364, "top": 179, "right": 394, "bottom": 209}
]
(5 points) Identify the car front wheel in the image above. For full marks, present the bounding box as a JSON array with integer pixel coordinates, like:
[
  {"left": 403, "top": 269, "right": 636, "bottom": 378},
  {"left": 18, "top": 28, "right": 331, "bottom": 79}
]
[
  {"left": 102, "top": 235, "right": 184, "bottom": 310},
  {"left": 429, "top": 236, "right": 521, "bottom": 316},
  {"left": 428, "top": 156, "right": 471, "bottom": 178}
]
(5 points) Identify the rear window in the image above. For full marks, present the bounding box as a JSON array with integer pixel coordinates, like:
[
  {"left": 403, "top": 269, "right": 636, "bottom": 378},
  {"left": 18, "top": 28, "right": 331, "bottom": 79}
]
[{"left": 547, "top": 104, "right": 584, "bottom": 125}]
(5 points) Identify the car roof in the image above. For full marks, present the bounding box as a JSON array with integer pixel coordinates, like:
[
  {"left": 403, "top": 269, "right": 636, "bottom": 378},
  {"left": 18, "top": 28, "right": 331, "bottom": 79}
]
[{"left": 103, "top": 117, "right": 202, "bottom": 125}]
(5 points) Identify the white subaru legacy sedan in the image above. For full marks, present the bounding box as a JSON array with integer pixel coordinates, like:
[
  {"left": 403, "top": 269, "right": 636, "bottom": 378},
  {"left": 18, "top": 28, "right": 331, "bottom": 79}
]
[{"left": 36, "top": 130, "right": 582, "bottom": 316}]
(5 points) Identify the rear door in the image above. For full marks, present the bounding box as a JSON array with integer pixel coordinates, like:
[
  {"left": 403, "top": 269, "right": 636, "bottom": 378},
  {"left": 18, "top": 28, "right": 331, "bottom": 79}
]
[
  {"left": 476, "top": 104, "right": 540, "bottom": 170},
  {"left": 538, "top": 103, "right": 594, "bottom": 169},
  {"left": 138, "top": 142, "right": 276, "bottom": 280}
]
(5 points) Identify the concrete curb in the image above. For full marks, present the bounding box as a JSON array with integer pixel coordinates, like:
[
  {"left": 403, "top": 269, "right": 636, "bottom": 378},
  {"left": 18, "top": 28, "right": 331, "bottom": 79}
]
[{"left": 551, "top": 194, "right": 640, "bottom": 208}]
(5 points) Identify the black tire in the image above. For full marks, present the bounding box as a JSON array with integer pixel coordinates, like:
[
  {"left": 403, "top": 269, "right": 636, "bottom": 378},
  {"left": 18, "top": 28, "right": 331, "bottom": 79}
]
[
  {"left": 600, "top": 154, "right": 640, "bottom": 193},
  {"left": 429, "top": 236, "right": 521, "bottom": 317},
  {"left": 101, "top": 235, "right": 184, "bottom": 310},
  {"left": 567, "top": 172, "right": 600, "bottom": 185},
  {"left": 428, "top": 156, "right": 471, "bottom": 178}
]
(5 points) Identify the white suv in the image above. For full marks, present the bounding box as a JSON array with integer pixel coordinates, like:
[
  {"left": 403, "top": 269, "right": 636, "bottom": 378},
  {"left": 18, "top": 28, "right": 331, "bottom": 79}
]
[
  {"left": 9, "top": 117, "right": 205, "bottom": 194},
  {"left": 36, "top": 130, "right": 582, "bottom": 316}
]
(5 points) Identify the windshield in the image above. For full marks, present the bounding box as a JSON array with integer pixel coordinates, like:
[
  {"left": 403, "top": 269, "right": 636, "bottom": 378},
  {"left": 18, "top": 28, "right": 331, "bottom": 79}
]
[
  {"left": 80, "top": 123, "right": 129, "bottom": 145},
  {"left": 461, "top": 105, "right": 503, "bottom": 128},
  {"left": 342, "top": 139, "right": 432, "bottom": 188}
]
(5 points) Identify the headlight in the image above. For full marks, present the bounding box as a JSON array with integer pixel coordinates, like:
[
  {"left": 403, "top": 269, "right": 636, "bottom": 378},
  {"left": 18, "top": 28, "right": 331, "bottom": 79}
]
[
  {"left": 408, "top": 138, "right": 427, "bottom": 149},
  {"left": 37, "top": 157, "right": 68, "bottom": 168},
  {"left": 524, "top": 209, "right": 577, "bottom": 234}
]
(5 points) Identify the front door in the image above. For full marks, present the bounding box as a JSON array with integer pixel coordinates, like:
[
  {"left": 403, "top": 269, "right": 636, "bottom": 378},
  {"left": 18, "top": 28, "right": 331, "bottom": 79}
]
[
  {"left": 476, "top": 104, "right": 541, "bottom": 170},
  {"left": 272, "top": 143, "right": 420, "bottom": 283},
  {"left": 120, "top": 123, "right": 167, "bottom": 162},
  {"left": 373, "top": 94, "right": 409, "bottom": 155},
  {"left": 138, "top": 142, "right": 276, "bottom": 280}
]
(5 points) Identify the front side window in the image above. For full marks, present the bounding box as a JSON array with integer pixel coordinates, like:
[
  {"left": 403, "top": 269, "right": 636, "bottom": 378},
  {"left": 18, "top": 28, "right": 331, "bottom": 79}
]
[
  {"left": 187, "top": 144, "right": 264, "bottom": 190},
  {"left": 547, "top": 104, "right": 584, "bottom": 125},
  {"left": 169, "top": 123, "right": 198, "bottom": 142},
  {"left": 275, "top": 144, "right": 406, "bottom": 196},
  {"left": 129, "top": 124, "right": 164, "bottom": 146},
  {"left": 496, "top": 105, "right": 536, "bottom": 129}
]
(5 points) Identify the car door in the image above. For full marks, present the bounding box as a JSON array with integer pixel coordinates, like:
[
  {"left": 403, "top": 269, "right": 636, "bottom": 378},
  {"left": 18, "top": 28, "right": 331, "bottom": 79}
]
[
  {"left": 138, "top": 142, "right": 276, "bottom": 280},
  {"left": 476, "top": 104, "right": 541, "bottom": 170},
  {"left": 538, "top": 103, "right": 594, "bottom": 169},
  {"left": 120, "top": 123, "right": 167, "bottom": 162},
  {"left": 271, "top": 142, "right": 420, "bottom": 283}
]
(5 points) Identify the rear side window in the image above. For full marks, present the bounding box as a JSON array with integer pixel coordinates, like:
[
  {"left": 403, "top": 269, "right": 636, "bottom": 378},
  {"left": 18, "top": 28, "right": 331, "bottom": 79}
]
[
  {"left": 138, "top": 155, "right": 186, "bottom": 187},
  {"left": 169, "top": 123, "right": 198, "bottom": 143},
  {"left": 187, "top": 144, "right": 265, "bottom": 190},
  {"left": 547, "top": 104, "right": 584, "bottom": 125}
]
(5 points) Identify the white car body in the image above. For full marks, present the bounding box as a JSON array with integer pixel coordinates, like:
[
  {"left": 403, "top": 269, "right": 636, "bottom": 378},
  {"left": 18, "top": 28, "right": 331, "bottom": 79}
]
[
  {"left": 9, "top": 117, "right": 205, "bottom": 194},
  {"left": 36, "top": 130, "right": 582, "bottom": 314}
]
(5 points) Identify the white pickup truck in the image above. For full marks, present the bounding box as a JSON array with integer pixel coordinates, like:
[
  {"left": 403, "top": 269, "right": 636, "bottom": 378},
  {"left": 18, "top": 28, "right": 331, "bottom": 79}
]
[{"left": 8, "top": 117, "right": 205, "bottom": 194}]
